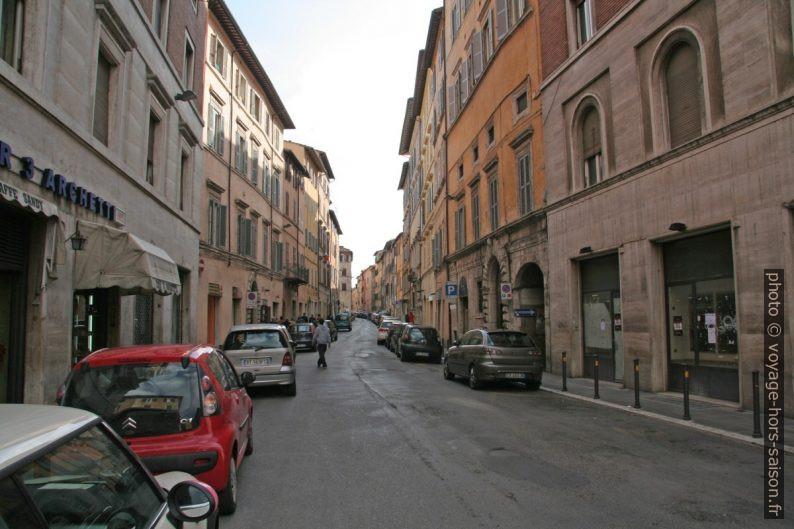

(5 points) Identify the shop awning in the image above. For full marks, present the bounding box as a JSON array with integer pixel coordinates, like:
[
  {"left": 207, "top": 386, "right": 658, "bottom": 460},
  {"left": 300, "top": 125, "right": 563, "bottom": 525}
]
[{"left": 73, "top": 221, "right": 181, "bottom": 295}]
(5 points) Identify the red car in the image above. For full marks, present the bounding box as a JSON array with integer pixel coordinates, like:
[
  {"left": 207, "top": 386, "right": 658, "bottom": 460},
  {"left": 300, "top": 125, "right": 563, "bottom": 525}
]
[{"left": 60, "top": 344, "right": 254, "bottom": 515}]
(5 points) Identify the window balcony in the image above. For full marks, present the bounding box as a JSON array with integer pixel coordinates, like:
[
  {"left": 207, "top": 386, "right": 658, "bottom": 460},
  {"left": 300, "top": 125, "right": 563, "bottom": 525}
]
[{"left": 283, "top": 265, "right": 309, "bottom": 285}]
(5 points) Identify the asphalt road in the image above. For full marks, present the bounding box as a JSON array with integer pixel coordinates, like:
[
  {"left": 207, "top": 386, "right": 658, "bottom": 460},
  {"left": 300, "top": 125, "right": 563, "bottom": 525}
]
[{"left": 224, "top": 320, "right": 789, "bottom": 529}]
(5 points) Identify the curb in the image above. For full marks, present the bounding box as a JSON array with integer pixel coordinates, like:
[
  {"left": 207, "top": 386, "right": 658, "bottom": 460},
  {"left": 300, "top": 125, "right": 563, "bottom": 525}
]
[{"left": 541, "top": 386, "right": 794, "bottom": 454}]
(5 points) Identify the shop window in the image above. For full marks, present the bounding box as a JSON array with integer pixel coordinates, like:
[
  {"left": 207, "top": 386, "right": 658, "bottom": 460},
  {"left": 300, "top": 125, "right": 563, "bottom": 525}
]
[{"left": 133, "top": 294, "right": 154, "bottom": 345}]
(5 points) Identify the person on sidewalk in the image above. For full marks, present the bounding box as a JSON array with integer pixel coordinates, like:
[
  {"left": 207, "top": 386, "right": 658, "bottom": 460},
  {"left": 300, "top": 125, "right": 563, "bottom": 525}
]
[{"left": 313, "top": 320, "right": 332, "bottom": 368}]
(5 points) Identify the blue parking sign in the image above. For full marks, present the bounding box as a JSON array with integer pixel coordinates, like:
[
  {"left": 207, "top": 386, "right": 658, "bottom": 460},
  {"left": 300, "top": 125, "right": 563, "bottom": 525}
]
[{"left": 445, "top": 282, "right": 458, "bottom": 298}]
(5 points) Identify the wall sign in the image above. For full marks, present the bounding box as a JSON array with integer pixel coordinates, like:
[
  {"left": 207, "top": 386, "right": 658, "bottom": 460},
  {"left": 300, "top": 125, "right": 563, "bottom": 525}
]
[
  {"left": 500, "top": 282, "right": 512, "bottom": 300},
  {"left": 0, "top": 140, "right": 119, "bottom": 222},
  {"left": 673, "top": 315, "right": 684, "bottom": 336}
]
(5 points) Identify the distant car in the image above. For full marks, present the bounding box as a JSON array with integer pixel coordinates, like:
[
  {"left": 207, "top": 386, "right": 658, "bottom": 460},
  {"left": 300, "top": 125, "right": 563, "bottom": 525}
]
[
  {"left": 324, "top": 319, "right": 339, "bottom": 341},
  {"left": 386, "top": 322, "right": 408, "bottom": 351},
  {"left": 444, "top": 329, "right": 543, "bottom": 390},
  {"left": 290, "top": 322, "right": 316, "bottom": 351},
  {"left": 398, "top": 325, "right": 443, "bottom": 363},
  {"left": 59, "top": 344, "right": 253, "bottom": 514},
  {"left": 222, "top": 323, "right": 297, "bottom": 396},
  {"left": 0, "top": 404, "right": 219, "bottom": 529},
  {"left": 377, "top": 319, "right": 399, "bottom": 345},
  {"left": 334, "top": 312, "right": 352, "bottom": 332}
]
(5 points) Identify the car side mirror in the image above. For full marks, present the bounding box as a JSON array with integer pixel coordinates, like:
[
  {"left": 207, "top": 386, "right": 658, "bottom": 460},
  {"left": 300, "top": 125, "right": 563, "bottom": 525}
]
[
  {"left": 167, "top": 480, "right": 218, "bottom": 523},
  {"left": 240, "top": 372, "right": 256, "bottom": 387}
]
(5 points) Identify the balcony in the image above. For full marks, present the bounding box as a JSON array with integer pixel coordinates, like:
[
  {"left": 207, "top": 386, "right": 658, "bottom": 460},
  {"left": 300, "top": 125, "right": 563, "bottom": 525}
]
[{"left": 283, "top": 265, "right": 309, "bottom": 285}]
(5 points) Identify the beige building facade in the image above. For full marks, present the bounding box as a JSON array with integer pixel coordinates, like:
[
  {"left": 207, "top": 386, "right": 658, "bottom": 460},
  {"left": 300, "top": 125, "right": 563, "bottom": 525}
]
[
  {"left": 339, "top": 246, "right": 353, "bottom": 312},
  {"left": 198, "top": 0, "right": 294, "bottom": 344}
]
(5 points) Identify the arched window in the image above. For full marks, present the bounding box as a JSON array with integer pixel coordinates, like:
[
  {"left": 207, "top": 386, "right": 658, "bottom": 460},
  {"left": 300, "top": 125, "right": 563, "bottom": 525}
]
[
  {"left": 665, "top": 42, "right": 702, "bottom": 148},
  {"left": 581, "top": 106, "right": 602, "bottom": 187}
]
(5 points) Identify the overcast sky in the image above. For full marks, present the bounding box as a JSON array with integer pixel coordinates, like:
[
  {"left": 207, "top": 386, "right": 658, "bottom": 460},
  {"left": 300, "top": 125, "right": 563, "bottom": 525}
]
[{"left": 227, "top": 0, "right": 441, "bottom": 284}]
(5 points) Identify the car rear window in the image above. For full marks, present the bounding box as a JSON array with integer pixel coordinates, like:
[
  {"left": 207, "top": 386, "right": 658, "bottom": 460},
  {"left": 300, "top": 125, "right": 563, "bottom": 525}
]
[
  {"left": 335, "top": 314, "right": 349, "bottom": 322},
  {"left": 224, "top": 329, "right": 288, "bottom": 350},
  {"left": 294, "top": 324, "right": 312, "bottom": 333},
  {"left": 488, "top": 332, "right": 536, "bottom": 347},
  {"left": 379, "top": 321, "right": 395, "bottom": 329},
  {"left": 63, "top": 362, "right": 201, "bottom": 437},
  {"left": 415, "top": 327, "right": 439, "bottom": 342}
]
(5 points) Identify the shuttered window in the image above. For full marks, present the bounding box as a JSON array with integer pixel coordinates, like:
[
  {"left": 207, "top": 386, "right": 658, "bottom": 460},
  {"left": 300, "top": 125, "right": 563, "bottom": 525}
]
[
  {"left": 472, "top": 31, "right": 483, "bottom": 80},
  {"left": 582, "top": 106, "right": 602, "bottom": 187},
  {"left": 496, "top": 0, "right": 509, "bottom": 41},
  {"left": 666, "top": 43, "right": 702, "bottom": 148}
]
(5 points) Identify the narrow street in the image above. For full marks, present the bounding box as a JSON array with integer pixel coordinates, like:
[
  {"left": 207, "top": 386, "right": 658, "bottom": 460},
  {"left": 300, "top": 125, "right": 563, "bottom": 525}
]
[{"left": 225, "top": 320, "right": 785, "bottom": 529}]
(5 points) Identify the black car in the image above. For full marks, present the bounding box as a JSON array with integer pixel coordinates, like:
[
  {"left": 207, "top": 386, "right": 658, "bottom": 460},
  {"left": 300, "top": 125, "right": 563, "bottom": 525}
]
[
  {"left": 290, "top": 322, "right": 316, "bottom": 351},
  {"left": 398, "top": 325, "right": 443, "bottom": 363},
  {"left": 334, "top": 313, "right": 353, "bottom": 332},
  {"left": 387, "top": 322, "right": 407, "bottom": 352}
]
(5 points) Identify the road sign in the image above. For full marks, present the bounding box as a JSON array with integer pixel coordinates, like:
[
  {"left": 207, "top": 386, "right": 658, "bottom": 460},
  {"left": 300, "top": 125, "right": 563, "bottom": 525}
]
[
  {"left": 445, "top": 282, "right": 458, "bottom": 299},
  {"left": 500, "top": 282, "right": 512, "bottom": 300},
  {"left": 513, "top": 308, "right": 537, "bottom": 317}
]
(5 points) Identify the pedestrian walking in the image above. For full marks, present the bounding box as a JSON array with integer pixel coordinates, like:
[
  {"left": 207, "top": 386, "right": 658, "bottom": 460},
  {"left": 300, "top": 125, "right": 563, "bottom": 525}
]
[{"left": 313, "top": 320, "right": 332, "bottom": 368}]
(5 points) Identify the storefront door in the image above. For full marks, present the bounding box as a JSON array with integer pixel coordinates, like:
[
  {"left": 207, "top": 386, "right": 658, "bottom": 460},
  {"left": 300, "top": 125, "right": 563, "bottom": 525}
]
[
  {"left": 581, "top": 254, "right": 622, "bottom": 382},
  {"left": 0, "top": 273, "right": 24, "bottom": 403},
  {"left": 72, "top": 290, "right": 109, "bottom": 365},
  {"left": 664, "top": 230, "right": 738, "bottom": 401}
]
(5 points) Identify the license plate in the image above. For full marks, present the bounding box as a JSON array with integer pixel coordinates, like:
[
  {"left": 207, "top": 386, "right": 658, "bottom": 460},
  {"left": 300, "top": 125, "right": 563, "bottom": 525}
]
[
  {"left": 416, "top": 352, "right": 429, "bottom": 357},
  {"left": 504, "top": 372, "right": 526, "bottom": 379},
  {"left": 242, "top": 357, "right": 271, "bottom": 367}
]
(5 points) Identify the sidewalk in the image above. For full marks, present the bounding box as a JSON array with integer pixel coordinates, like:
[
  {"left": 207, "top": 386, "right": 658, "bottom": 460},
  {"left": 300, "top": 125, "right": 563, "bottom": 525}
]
[{"left": 540, "top": 371, "right": 794, "bottom": 454}]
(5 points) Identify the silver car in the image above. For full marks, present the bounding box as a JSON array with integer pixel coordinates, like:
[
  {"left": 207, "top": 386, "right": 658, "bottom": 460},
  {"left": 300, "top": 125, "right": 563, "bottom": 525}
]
[
  {"left": 0, "top": 404, "right": 218, "bottom": 528},
  {"left": 222, "top": 323, "right": 297, "bottom": 396},
  {"left": 444, "top": 329, "right": 544, "bottom": 390}
]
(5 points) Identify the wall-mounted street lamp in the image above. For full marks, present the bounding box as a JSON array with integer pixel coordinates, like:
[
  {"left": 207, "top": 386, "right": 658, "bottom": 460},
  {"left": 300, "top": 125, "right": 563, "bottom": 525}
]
[
  {"left": 67, "top": 221, "right": 87, "bottom": 251},
  {"left": 669, "top": 222, "right": 687, "bottom": 232},
  {"left": 579, "top": 246, "right": 592, "bottom": 254},
  {"left": 175, "top": 90, "right": 197, "bottom": 102}
]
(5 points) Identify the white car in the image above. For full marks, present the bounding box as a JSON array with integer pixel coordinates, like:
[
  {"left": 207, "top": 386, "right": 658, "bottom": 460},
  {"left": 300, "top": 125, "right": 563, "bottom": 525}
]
[
  {"left": 377, "top": 319, "right": 401, "bottom": 345},
  {"left": 0, "top": 404, "right": 218, "bottom": 529}
]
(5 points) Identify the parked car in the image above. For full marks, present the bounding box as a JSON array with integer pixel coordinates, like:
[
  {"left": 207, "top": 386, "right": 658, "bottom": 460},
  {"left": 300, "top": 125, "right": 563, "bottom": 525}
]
[
  {"left": 386, "top": 322, "right": 407, "bottom": 352},
  {"left": 398, "top": 325, "right": 443, "bottom": 363},
  {"left": 59, "top": 343, "right": 253, "bottom": 514},
  {"left": 0, "top": 404, "right": 219, "bottom": 529},
  {"left": 222, "top": 323, "right": 297, "bottom": 396},
  {"left": 290, "top": 322, "right": 316, "bottom": 351},
  {"left": 334, "top": 312, "right": 353, "bottom": 332},
  {"left": 376, "top": 319, "right": 399, "bottom": 345},
  {"left": 444, "top": 329, "right": 543, "bottom": 390},
  {"left": 324, "top": 319, "right": 339, "bottom": 341}
]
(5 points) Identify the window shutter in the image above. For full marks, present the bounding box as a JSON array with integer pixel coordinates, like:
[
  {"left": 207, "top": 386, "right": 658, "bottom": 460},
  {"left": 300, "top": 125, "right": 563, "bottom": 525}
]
[
  {"left": 472, "top": 32, "right": 483, "bottom": 80},
  {"left": 448, "top": 85, "right": 457, "bottom": 122},
  {"left": 210, "top": 35, "right": 217, "bottom": 68},
  {"left": 582, "top": 107, "right": 601, "bottom": 158},
  {"left": 496, "top": 0, "right": 509, "bottom": 41},
  {"left": 219, "top": 205, "right": 227, "bottom": 247},
  {"left": 217, "top": 114, "right": 225, "bottom": 156},
  {"left": 460, "top": 59, "right": 469, "bottom": 102},
  {"left": 207, "top": 105, "right": 216, "bottom": 146},
  {"left": 666, "top": 43, "right": 702, "bottom": 148}
]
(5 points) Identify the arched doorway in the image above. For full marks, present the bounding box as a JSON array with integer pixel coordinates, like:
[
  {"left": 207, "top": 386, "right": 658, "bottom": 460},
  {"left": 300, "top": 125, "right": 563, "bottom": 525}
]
[
  {"left": 487, "top": 258, "right": 503, "bottom": 329},
  {"left": 458, "top": 277, "right": 469, "bottom": 335},
  {"left": 514, "top": 263, "right": 545, "bottom": 357}
]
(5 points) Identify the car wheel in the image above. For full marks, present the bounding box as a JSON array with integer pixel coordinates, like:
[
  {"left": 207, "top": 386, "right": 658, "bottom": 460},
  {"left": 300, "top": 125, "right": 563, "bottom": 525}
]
[
  {"left": 526, "top": 380, "right": 541, "bottom": 391},
  {"left": 244, "top": 419, "right": 254, "bottom": 455},
  {"left": 284, "top": 380, "right": 297, "bottom": 396},
  {"left": 469, "top": 365, "right": 482, "bottom": 390},
  {"left": 218, "top": 456, "right": 238, "bottom": 515},
  {"left": 443, "top": 360, "right": 455, "bottom": 380},
  {"left": 400, "top": 351, "right": 408, "bottom": 362}
]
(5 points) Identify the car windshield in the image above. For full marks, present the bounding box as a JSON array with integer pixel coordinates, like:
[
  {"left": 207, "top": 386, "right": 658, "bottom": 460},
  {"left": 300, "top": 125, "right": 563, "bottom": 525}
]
[
  {"left": 11, "top": 425, "right": 162, "bottom": 528},
  {"left": 487, "top": 332, "right": 536, "bottom": 347},
  {"left": 224, "top": 329, "right": 288, "bottom": 350},
  {"left": 63, "top": 362, "right": 201, "bottom": 437}
]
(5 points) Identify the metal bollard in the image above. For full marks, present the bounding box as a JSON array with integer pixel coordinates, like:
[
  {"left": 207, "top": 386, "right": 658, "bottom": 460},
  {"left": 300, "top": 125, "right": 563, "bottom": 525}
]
[
  {"left": 562, "top": 352, "right": 568, "bottom": 392},
  {"left": 593, "top": 354, "right": 600, "bottom": 399},
  {"left": 633, "top": 358, "right": 641, "bottom": 409},
  {"left": 683, "top": 365, "right": 691, "bottom": 421},
  {"left": 752, "top": 370, "right": 762, "bottom": 438}
]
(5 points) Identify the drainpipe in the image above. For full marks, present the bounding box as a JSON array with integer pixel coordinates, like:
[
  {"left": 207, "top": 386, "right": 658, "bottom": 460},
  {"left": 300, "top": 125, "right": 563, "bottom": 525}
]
[
  {"left": 226, "top": 49, "right": 238, "bottom": 267},
  {"left": 442, "top": 12, "right": 452, "bottom": 347}
]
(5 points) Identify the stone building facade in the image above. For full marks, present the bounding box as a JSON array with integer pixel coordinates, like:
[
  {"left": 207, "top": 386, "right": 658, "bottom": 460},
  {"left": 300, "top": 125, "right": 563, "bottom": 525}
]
[
  {"left": 0, "top": 0, "right": 206, "bottom": 403},
  {"left": 539, "top": 0, "right": 793, "bottom": 411}
]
